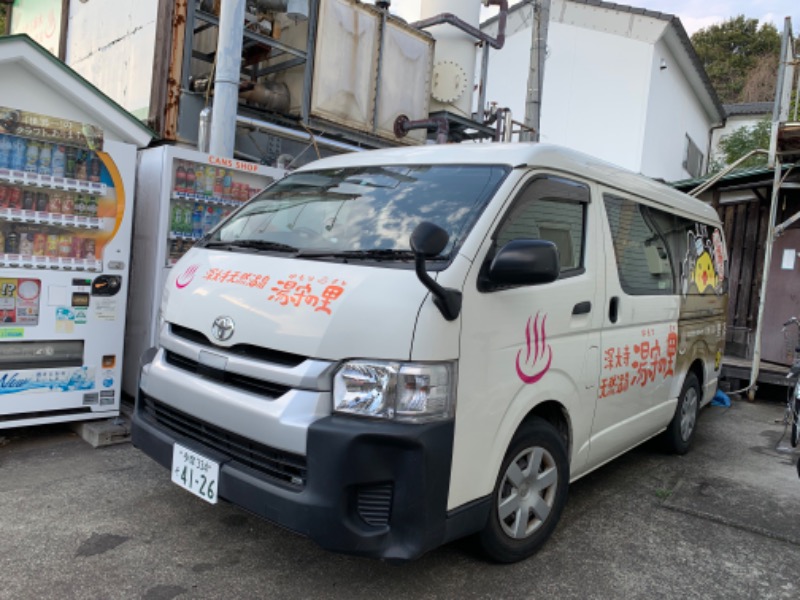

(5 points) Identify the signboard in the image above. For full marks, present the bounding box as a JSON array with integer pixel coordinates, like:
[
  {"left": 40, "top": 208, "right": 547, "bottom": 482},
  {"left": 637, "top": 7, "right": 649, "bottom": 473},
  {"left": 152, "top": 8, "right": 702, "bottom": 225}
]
[
  {"left": 0, "top": 106, "right": 104, "bottom": 151},
  {"left": 9, "top": 0, "right": 65, "bottom": 57}
]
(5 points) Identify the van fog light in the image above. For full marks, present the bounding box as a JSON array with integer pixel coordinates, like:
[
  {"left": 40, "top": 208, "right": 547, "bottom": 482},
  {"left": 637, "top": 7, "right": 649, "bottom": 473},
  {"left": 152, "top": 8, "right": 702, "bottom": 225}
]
[{"left": 333, "top": 361, "right": 455, "bottom": 423}]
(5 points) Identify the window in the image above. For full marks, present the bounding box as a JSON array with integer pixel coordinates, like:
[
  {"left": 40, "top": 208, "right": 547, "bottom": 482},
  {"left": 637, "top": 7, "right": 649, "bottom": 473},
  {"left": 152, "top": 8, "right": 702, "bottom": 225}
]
[
  {"left": 604, "top": 195, "right": 674, "bottom": 295},
  {"left": 494, "top": 176, "right": 588, "bottom": 273},
  {"left": 683, "top": 134, "right": 704, "bottom": 178}
]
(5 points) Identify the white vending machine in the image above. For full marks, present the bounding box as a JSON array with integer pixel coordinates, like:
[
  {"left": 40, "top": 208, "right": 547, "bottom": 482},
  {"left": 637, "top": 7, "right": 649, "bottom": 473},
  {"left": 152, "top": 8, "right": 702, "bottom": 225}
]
[
  {"left": 124, "top": 145, "right": 284, "bottom": 396},
  {"left": 0, "top": 107, "right": 138, "bottom": 428}
]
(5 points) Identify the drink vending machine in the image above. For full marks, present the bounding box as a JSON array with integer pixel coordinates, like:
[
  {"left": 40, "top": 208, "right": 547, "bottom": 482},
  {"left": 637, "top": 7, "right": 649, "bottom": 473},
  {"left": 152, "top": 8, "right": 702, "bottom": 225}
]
[
  {"left": 123, "top": 145, "right": 285, "bottom": 396},
  {"left": 0, "top": 107, "right": 137, "bottom": 428}
]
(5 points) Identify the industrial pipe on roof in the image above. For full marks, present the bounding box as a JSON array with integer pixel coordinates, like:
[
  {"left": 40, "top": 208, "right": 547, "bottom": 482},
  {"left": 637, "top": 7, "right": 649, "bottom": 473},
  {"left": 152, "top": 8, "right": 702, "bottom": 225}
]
[{"left": 412, "top": 0, "right": 508, "bottom": 50}]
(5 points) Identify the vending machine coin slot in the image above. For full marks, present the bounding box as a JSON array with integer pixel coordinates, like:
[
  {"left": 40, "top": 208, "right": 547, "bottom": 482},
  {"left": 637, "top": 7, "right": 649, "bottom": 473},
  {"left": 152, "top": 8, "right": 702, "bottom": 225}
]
[{"left": 91, "top": 275, "right": 121, "bottom": 296}]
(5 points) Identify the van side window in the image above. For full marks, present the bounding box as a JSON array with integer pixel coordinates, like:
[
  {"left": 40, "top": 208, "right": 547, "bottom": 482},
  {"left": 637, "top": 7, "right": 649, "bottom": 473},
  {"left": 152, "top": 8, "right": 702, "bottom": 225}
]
[
  {"left": 603, "top": 195, "right": 674, "bottom": 295},
  {"left": 494, "top": 176, "right": 588, "bottom": 273}
]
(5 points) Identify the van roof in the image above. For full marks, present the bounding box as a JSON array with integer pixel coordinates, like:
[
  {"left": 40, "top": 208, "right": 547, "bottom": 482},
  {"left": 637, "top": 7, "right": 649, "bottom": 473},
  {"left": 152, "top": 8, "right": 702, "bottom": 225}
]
[{"left": 298, "top": 143, "right": 720, "bottom": 223}]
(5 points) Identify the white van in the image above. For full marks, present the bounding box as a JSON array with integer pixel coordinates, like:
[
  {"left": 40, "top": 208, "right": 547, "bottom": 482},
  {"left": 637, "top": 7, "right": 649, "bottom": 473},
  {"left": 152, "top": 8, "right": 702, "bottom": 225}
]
[{"left": 132, "top": 143, "right": 727, "bottom": 563}]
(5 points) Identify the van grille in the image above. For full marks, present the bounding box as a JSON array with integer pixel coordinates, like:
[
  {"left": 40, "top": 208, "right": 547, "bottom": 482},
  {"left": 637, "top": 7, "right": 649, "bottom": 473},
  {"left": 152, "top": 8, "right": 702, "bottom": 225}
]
[
  {"left": 164, "top": 351, "right": 290, "bottom": 399},
  {"left": 357, "top": 483, "right": 394, "bottom": 527},
  {"left": 140, "top": 395, "right": 307, "bottom": 489},
  {"left": 170, "top": 324, "right": 305, "bottom": 367}
]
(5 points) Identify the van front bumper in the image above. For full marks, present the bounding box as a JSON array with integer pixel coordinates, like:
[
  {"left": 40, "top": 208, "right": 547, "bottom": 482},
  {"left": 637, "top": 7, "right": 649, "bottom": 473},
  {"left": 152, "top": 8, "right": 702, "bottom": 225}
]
[{"left": 132, "top": 390, "right": 461, "bottom": 561}]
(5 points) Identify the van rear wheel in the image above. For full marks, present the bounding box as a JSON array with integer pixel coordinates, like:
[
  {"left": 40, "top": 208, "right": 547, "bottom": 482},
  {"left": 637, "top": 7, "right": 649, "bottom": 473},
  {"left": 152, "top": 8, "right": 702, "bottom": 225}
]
[
  {"left": 663, "top": 372, "right": 700, "bottom": 454},
  {"left": 478, "top": 418, "right": 569, "bottom": 563}
]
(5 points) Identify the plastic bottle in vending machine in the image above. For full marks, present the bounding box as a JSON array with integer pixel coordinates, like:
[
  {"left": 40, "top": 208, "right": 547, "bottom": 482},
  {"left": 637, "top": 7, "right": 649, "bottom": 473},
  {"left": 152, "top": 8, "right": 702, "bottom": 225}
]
[
  {"left": 5, "top": 226, "right": 19, "bottom": 254},
  {"left": 203, "top": 206, "right": 215, "bottom": 234},
  {"left": 19, "top": 231, "right": 34, "bottom": 256},
  {"left": 21, "top": 191, "right": 35, "bottom": 211},
  {"left": 185, "top": 163, "right": 196, "bottom": 193},
  {"left": 74, "top": 194, "right": 86, "bottom": 216},
  {"left": 194, "top": 164, "right": 205, "bottom": 196},
  {"left": 0, "top": 186, "right": 7, "bottom": 208},
  {"left": 171, "top": 202, "right": 183, "bottom": 234},
  {"left": 192, "top": 204, "right": 204, "bottom": 238},
  {"left": 0, "top": 135, "right": 11, "bottom": 169},
  {"left": 222, "top": 169, "right": 233, "bottom": 200},
  {"left": 175, "top": 161, "right": 186, "bottom": 193},
  {"left": 65, "top": 146, "right": 77, "bottom": 179},
  {"left": 38, "top": 143, "right": 52, "bottom": 175},
  {"left": 10, "top": 137, "right": 27, "bottom": 171},
  {"left": 214, "top": 169, "right": 224, "bottom": 197},
  {"left": 24, "top": 141, "right": 40, "bottom": 173},
  {"left": 86, "top": 195, "right": 98, "bottom": 218},
  {"left": 36, "top": 192, "right": 49, "bottom": 212},
  {"left": 89, "top": 153, "right": 101, "bottom": 183},
  {"left": 51, "top": 145, "right": 66, "bottom": 177},
  {"left": 204, "top": 166, "right": 215, "bottom": 197}
]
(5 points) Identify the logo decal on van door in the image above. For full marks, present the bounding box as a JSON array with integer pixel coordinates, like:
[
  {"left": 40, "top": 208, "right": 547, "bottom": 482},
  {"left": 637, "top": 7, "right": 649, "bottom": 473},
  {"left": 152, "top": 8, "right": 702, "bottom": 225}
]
[
  {"left": 176, "top": 264, "right": 200, "bottom": 289},
  {"left": 516, "top": 312, "right": 553, "bottom": 384}
]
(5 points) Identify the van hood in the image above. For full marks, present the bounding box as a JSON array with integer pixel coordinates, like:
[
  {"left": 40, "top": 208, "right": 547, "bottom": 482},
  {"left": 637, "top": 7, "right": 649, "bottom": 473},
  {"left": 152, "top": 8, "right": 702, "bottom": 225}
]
[{"left": 163, "top": 248, "right": 431, "bottom": 361}]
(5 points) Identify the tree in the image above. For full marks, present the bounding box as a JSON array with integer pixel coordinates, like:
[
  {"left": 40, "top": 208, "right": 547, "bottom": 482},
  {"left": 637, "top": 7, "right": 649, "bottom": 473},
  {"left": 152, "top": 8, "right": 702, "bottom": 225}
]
[
  {"left": 711, "top": 119, "right": 771, "bottom": 172},
  {"left": 691, "top": 16, "right": 781, "bottom": 104},
  {"left": 0, "top": 5, "right": 6, "bottom": 36}
]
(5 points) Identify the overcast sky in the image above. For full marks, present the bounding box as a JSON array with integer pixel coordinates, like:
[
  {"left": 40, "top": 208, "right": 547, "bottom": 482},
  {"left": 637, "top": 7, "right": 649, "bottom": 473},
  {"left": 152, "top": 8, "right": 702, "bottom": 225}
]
[{"left": 391, "top": 0, "right": 799, "bottom": 36}]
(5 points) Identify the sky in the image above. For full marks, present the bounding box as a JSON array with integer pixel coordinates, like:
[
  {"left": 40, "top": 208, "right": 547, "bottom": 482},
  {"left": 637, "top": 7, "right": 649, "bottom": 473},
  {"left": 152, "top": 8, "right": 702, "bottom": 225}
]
[{"left": 391, "top": 0, "right": 799, "bottom": 36}]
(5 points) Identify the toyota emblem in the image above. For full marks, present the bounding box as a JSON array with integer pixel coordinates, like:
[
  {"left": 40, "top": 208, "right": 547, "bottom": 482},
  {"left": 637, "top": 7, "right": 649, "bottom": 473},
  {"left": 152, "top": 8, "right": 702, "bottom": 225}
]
[{"left": 212, "top": 316, "right": 235, "bottom": 342}]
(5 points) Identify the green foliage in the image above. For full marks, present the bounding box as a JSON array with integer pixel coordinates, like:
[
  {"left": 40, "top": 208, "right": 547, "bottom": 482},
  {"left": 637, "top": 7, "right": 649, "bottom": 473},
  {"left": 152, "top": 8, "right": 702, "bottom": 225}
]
[
  {"left": 691, "top": 16, "right": 781, "bottom": 104},
  {"left": 0, "top": 5, "right": 6, "bottom": 36},
  {"left": 710, "top": 119, "right": 771, "bottom": 172}
]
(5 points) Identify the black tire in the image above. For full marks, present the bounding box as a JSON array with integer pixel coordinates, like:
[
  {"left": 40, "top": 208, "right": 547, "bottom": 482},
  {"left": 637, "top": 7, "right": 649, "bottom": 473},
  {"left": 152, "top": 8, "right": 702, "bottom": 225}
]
[
  {"left": 663, "top": 372, "right": 700, "bottom": 455},
  {"left": 478, "top": 418, "right": 569, "bottom": 563},
  {"left": 791, "top": 396, "right": 800, "bottom": 448}
]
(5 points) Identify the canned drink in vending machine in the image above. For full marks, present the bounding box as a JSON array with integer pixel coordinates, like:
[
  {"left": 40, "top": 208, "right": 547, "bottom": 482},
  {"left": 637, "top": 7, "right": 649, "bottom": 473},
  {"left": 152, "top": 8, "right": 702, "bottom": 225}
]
[
  {"left": 19, "top": 232, "right": 34, "bottom": 255},
  {"left": 58, "top": 234, "right": 73, "bottom": 257},
  {"left": 72, "top": 236, "right": 84, "bottom": 258},
  {"left": 7, "top": 187, "right": 22, "bottom": 209},
  {"left": 36, "top": 192, "right": 49, "bottom": 212},
  {"left": 33, "top": 233, "right": 47, "bottom": 256},
  {"left": 21, "top": 191, "right": 35, "bottom": 210},
  {"left": 83, "top": 238, "right": 96, "bottom": 260},
  {"left": 61, "top": 194, "right": 74, "bottom": 215},
  {"left": 47, "top": 193, "right": 63, "bottom": 214},
  {"left": 46, "top": 234, "right": 60, "bottom": 257},
  {"left": 0, "top": 185, "right": 7, "bottom": 208}
]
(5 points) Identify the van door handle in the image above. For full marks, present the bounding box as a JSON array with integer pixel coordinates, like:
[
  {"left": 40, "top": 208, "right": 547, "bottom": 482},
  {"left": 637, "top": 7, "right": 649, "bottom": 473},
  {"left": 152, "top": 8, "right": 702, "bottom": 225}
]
[
  {"left": 609, "top": 296, "right": 620, "bottom": 324},
  {"left": 572, "top": 301, "right": 591, "bottom": 315}
]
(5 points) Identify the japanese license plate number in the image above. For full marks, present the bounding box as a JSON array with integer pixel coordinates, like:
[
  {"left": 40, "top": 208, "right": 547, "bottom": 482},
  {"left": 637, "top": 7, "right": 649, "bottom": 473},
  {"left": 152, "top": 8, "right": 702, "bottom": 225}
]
[{"left": 171, "top": 443, "right": 219, "bottom": 504}]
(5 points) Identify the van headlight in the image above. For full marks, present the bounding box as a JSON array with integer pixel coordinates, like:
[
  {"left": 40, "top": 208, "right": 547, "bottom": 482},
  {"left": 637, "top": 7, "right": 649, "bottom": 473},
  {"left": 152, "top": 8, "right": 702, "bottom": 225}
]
[{"left": 333, "top": 360, "right": 455, "bottom": 423}]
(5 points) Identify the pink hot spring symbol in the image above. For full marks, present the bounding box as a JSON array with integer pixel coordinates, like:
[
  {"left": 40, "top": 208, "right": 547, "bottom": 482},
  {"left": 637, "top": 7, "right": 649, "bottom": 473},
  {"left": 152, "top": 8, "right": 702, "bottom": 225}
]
[
  {"left": 176, "top": 264, "right": 200, "bottom": 289},
  {"left": 516, "top": 312, "right": 553, "bottom": 384}
]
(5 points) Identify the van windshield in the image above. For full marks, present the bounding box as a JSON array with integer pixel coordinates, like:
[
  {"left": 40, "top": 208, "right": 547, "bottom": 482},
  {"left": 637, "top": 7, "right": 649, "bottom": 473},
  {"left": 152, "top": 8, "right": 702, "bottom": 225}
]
[{"left": 201, "top": 164, "right": 510, "bottom": 262}]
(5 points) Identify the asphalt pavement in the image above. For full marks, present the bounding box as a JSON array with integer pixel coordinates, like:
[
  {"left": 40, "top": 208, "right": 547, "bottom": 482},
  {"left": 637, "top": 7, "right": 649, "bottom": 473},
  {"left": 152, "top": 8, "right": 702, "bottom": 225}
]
[{"left": 1, "top": 396, "right": 798, "bottom": 600}]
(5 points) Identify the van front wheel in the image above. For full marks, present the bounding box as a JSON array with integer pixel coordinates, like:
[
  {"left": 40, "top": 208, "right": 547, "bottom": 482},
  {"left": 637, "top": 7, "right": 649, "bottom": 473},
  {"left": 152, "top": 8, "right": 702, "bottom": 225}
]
[
  {"left": 663, "top": 372, "right": 700, "bottom": 454},
  {"left": 478, "top": 418, "right": 569, "bottom": 563}
]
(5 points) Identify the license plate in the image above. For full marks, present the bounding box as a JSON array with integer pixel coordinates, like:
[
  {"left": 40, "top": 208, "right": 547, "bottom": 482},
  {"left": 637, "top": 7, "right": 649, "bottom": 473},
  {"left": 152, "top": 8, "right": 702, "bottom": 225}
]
[{"left": 171, "top": 443, "right": 219, "bottom": 504}]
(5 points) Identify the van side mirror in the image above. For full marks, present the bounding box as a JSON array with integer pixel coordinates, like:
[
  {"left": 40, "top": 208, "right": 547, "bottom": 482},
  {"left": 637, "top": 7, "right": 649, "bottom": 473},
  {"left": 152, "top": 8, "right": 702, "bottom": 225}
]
[
  {"left": 410, "top": 222, "right": 462, "bottom": 321},
  {"left": 488, "top": 239, "right": 560, "bottom": 287}
]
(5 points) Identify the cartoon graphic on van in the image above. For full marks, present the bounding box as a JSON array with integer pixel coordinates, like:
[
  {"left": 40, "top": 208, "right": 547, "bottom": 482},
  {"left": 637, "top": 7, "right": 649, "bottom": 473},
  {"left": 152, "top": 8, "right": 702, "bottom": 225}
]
[
  {"left": 682, "top": 225, "right": 726, "bottom": 296},
  {"left": 692, "top": 251, "right": 717, "bottom": 293},
  {"left": 516, "top": 312, "right": 552, "bottom": 384}
]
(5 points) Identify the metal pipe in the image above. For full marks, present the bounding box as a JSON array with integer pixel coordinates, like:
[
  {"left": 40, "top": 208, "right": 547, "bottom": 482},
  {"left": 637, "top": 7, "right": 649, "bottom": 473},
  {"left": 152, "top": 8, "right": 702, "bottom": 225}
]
[
  {"left": 210, "top": 0, "right": 246, "bottom": 158},
  {"left": 748, "top": 161, "right": 791, "bottom": 398},
  {"left": 235, "top": 115, "right": 364, "bottom": 153},
  {"left": 412, "top": 0, "right": 508, "bottom": 50},
  {"left": 502, "top": 108, "right": 513, "bottom": 142},
  {"left": 477, "top": 43, "right": 490, "bottom": 124},
  {"left": 688, "top": 149, "right": 769, "bottom": 197},
  {"left": 198, "top": 106, "right": 212, "bottom": 153},
  {"left": 394, "top": 115, "right": 449, "bottom": 144}
]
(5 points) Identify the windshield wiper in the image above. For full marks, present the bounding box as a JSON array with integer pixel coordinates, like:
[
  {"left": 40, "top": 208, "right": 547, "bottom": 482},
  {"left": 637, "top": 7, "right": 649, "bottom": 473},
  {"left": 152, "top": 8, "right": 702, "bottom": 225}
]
[
  {"left": 297, "top": 248, "right": 442, "bottom": 262},
  {"left": 202, "top": 240, "right": 299, "bottom": 253}
]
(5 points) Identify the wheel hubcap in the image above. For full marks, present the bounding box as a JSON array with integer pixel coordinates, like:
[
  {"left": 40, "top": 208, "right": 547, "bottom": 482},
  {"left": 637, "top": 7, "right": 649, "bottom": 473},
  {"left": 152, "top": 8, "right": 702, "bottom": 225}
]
[
  {"left": 681, "top": 387, "right": 698, "bottom": 441},
  {"left": 497, "top": 446, "right": 558, "bottom": 540}
]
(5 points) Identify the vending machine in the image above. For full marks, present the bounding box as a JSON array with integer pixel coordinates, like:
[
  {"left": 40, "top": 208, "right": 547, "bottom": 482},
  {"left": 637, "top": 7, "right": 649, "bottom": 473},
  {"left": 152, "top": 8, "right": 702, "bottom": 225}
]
[
  {"left": 123, "top": 145, "right": 285, "bottom": 396},
  {"left": 0, "top": 107, "right": 138, "bottom": 428}
]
